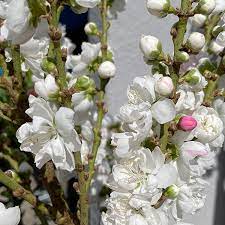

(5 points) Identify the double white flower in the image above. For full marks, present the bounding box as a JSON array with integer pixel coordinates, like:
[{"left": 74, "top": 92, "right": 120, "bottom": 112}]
[{"left": 16, "top": 96, "right": 81, "bottom": 171}]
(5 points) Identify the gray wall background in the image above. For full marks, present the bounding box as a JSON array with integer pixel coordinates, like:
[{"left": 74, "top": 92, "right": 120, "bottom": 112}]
[{"left": 91, "top": 1, "right": 223, "bottom": 225}]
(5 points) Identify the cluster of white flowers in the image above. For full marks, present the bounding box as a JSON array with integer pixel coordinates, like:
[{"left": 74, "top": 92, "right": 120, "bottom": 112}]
[
  {"left": 2, "top": 0, "right": 225, "bottom": 224},
  {"left": 0, "top": 0, "right": 129, "bottom": 223},
  {"left": 0, "top": 0, "right": 122, "bottom": 172},
  {"left": 102, "top": 0, "right": 225, "bottom": 225}
]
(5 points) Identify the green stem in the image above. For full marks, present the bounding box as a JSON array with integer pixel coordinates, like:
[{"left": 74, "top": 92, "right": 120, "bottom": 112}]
[
  {"left": 0, "top": 169, "right": 37, "bottom": 205},
  {"left": 160, "top": 0, "right": 192, "bottom": 151},
  {"left": 204, "top": 60, "right": 225, "bottom": 104},
  {"left": 76, "top": 1, "right": 109, "bottom": 225},
  {"left": 160, "top": 123, "right": 170, "bottom": 153},
  {"left": 11, "top": 44, "right": 23, "bottom": 89},
  {"left": 205, "top": 14, "right": 221, "bottom": 46},
  {"left": 74, "top": 152, "right": 88, "bottom": 225},
  {"left": 173, "top": 0, "right": 192, "bottom": 76},
  {"left": 87, "top": 0, "right": 108, "bottom": 195},
  {"left": 0, "top": 169, "right": 52, "bottom": 220},
  {"left": 49, "top": 1, "right": 67, "bottom": 90}
]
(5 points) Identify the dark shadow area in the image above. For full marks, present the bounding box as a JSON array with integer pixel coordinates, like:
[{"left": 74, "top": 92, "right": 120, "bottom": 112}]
[
  {"left": 60, "top": 6, "right": 88, "bottom": 54},
  {"left": 213, "top": 150, "right": 225, "bottom": 225}
]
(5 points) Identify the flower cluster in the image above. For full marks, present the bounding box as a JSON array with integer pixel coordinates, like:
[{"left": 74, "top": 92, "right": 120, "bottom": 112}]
[
  {"left": 0, "top": 0, "right": 121, "bottom": 172},
  {"left": 1, "top": 0, "right": 225, "bottom": 224},
  {"left": 0, "top": 0, "right": 127, "bottom": 224},
  {"left": 102, "top": 0, "right": 225, "bottom": 225}
]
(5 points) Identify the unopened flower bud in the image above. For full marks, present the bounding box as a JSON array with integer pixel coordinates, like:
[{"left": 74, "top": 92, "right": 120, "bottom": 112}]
[
  {"left": 146, "top": 0, "right": 171, "bottom": 18},
  {"left": 98, "top": 61, "right": 116, "bottom": 79},
  {"left": 178, "top": 116, "right": 198, "bottom": 131},
  {"left": 183, "top": 68, "right": 201, "bottom": 85},
  {"left": 75, "top": 75, "right": 94, "bottom": 90},
  {"left": 208, "top": 41, "right": 224, "bottom": 55},
  {"left": 192, "top": 14, "right": 207, "bottom": 28},
  {"left": 140, "top": 35, "right": 163, "bottom": 60},
  {"left": 41, "top": 58, "right": 56, "bottom": 74},
  {"left": 175, "top": 51, "right": 190, "bottom": 63},
  {"left": 187, "top": 32, "right": 206, "bottom": 52},
  {"left": 84, "top": 22, "right": 98, "bottom": 35},
  {"left": 155, "top": 76, "right": 174, "bottom": 96},
  {"left": 195, "top": 0, "right": 216, "bottom": 15},
  {"left": 164, "top": 184, "right": 180, "bottom": 199}
]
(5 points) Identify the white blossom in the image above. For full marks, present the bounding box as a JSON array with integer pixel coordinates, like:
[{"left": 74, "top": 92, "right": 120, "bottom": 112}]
[
  {"left": 0, "top": 203, "right": 20, "bottom": 225},
  {"left": 151, "top": 98, "right": 176, "bottom": 124},
  {"left": 192, "top": 106, "right": 224, "bottom": 143},
  {"left": 34, "top": 75, "right": 59, "bottom": 100},
  {"left": 176, "top": 86, "right": 204, "bottom": 113},
  {"left": 66, "top": 42, "right": 101, "bottom": 76},
  {"left": 170, "top": 179, "right": 207, "bottom": 219},
  {"left": 1, "top": 0, "right": 35, "bottom": 44},
  {"left": 16, "top": 96, "right": 81, "bottom": 171},
  {"left": 127, "top": 76, "right": 156, "bottom": 105},
  {"left": 110, "top": 147, "right": 177, "bottom": 197}
]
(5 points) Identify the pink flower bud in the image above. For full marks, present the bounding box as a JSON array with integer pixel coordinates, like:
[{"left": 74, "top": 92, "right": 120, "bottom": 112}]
[{"left": 178, "top": 116, "right": 197, "bottom": 131}]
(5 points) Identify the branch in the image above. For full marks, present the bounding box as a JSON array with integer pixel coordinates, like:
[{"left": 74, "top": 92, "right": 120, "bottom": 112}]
[
  {"left": 41, "top": 161, "right": 76, "bottom": 225},
  {"left": 0, "top": 169, "right": 37, "bottom": 206},
  {"left": 160, "top": 0, "right": 192, "bottom": 151}
]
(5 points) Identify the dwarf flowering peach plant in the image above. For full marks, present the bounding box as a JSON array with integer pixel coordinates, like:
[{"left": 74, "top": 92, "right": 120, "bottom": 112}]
[{"left": 0, "top": 0, "right": 225, "bottom": 225}]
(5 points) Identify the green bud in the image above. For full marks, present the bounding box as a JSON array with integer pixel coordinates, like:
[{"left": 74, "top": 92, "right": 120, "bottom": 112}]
[
  {"left": 75, "top": 76, "right": 95, "bottom": 91},
  {"left": 84, "top": 22, "right": 98, "bottom": 35},
  {"left": 175, "top": 51, "right": 190, "bottom": 63},
  {"left": 183, "top": 69, "right": 200, "bottom": 85},
  {"left": 152, "top": 62, "right": 169, "bottom": 75},
  {"left": 41, "top": 58, "right": 56, "bottom": 74},
  {"left": 164, "top": 184, "right": 180, "bottom": 199}
]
